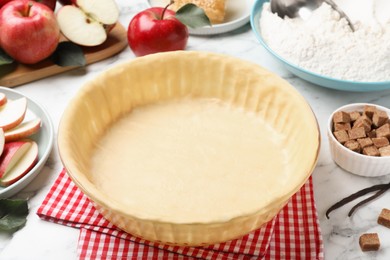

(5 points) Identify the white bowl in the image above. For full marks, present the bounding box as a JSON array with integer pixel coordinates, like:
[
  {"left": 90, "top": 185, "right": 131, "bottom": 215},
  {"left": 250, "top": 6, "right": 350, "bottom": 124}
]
[
  {"left": 250, "top": 0, "right": 390, "bottom": 92},
  {"left": 327, "top": 103, "right": 390, "bottom": 177},
  {"left": 148, "top": 0, "right": 254, "bottom": 35},
  {"left": 0, "top": 87, "right": 54, "bottom": 198}
]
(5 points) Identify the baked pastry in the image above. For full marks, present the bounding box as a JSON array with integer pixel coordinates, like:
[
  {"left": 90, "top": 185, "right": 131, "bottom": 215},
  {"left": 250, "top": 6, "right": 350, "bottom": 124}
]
[{"left": 170, "top": 0, "right": 226, "bottom": 24}]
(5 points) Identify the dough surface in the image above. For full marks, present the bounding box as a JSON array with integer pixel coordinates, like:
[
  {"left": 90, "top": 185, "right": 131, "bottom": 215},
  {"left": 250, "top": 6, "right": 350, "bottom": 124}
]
[{"left": 91, "top": 98, "right": 289, "bottom": 223}]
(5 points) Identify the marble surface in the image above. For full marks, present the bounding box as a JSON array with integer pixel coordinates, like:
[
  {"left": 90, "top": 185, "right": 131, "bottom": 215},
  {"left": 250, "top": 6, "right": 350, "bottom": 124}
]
[{"left": 1, "top": 0, "right": 390, "bottom": 259}]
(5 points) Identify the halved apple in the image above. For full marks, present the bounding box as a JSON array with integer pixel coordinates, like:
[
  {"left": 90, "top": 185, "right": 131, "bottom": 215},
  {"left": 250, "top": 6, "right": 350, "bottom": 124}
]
[
  {"left": 76, "top": 0, "right": 118, "bottom": 25},
  {"left": 0, "top": 140, "right": 38, "bottom": 186},
  {"left": 5, "top": 118, "right": 41, "bottom": 143},
  {"left": 56, "top": 0, "right": 119, "bottom": 46},
  {"left": 0, "top": 92, "right": 7, "bottom": 107},
  {"left": 0, "top": 128, "right": 4, "bottom": 157},
  {"left": 0, "top": 97, "right": 27, "bottom": 131}
]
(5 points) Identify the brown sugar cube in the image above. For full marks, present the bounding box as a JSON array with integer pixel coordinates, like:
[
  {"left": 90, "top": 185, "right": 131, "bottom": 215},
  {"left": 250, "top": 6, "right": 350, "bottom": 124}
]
[
  {"left": 372, "top": 109, "right": 389, "bottom": 128},
  {"left": 367, "top": 129, "right": 377, "bottom": 138},
  {"left": 363, "top": 105, "right": 376, "bottom": 119},
  {"left": 359, "top": 233, "right": 380, "bottom": 252},
  {"left": 349, "top": 111, "right": 361, "bottom": 122},
  {"left": 363, "top": 146, "right": 380, "bottom": 156},
  {"left": 348, "top": 127, "right": 366, "bottom": 140},
  {"left": 334, "top": 122, "right": 351, "bottom": 131},
  {"left": 353, "top": 120, "right": 371, "bottom": 133},
  {"left": 379, "top": 145, "right": 390, "bottom": 156},
  {"left": 358, "top": 114, "right": 373, "bottom": 125},
  {"left": 357, "top": 138, "right": 373, "bottom": 148},
  {"left": 334, "top": 130, "right": 349, "bottom": 144},
  {"left": 333, "top": 111, "right": 351, "bottom": 123},
  {"left": 353, "top": 115, "right": 372, "bottom": 132},
  {"left": 353, "top": 114, "right": 372, "bottom": 128},
  {"left": 344, "top": 140, "right": 361, "bottom": 153},
  {"left": 378, "top": 208, "right": 390, "bottom": 229},
  {"left": 361, "top": 114, "right": 373, "bottom": 124},
  {"left": 376, "top": 123, "right": 390, "bottom": 139},
  {"left": 372, "top": 137, "right": 389, "bottom": 148}
]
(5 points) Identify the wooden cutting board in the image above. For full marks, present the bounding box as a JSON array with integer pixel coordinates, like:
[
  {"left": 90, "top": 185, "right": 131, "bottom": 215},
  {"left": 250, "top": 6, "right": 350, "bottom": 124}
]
[{"left": 0, "top": 23, "right": 128, "bottom": 88}]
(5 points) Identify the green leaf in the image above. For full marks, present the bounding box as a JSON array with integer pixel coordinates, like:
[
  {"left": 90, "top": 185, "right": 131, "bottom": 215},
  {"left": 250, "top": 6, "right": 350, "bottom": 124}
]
[
  {"left": 0, "top": 48, "right": 14, "bottom": 66},
  {"left": 175, "top": 3, "right": 211, "bottom": 29},
  {"left": 0, "top": 199, "right": 29, "bottom": 232},
  {"left": 51, "top": 42, "right": 86, "bottom": 67}
]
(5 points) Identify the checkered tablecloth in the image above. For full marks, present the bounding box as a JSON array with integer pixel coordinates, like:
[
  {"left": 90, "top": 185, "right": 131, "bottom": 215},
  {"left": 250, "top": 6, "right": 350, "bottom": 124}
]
[{"left": 37, "top": 169, "right": 323, "bottom": 259}]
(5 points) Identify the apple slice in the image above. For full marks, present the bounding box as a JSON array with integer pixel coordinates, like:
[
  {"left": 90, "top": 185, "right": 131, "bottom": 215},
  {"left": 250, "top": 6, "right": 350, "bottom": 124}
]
[
  {"left": 56, "top": 0, "right": 118, "bottom": 47},
  {"left": 4, "top": 118, "right": 41, "bottom": 143},
  {"left": 0, "top": 93, "right": 7, "bottom": 107},
  {"left": 57, "top": 6, "right": 107, "bottom": 46},
  {"left": 0, "top": 140, "right": 33, "bottom": 178},
  {"left": 0, "top": 140, "right": 38, "bottom": 186},
  {"left": 0, "top": 128, "right": 4, "bottom": 157},
  {"left": 0, "top": 97, "right": 27, "bottom": 131}
]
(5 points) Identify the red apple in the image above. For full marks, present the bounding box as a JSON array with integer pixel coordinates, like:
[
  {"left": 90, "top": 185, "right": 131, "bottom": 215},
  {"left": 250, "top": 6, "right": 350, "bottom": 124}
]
[
  {"left": 127, "top": 7, "right": 189, "bottom": 57},
  {"left": 0, "top": 0, "right": 60, "bottom": 64},
  {"left": 5, "top": 118, "right": 41, "bottom": 142},
  {"left": 0, "top": 97, "right": 27, "bottom": 131},
  {"left": 0, "top": 139, "right": 38, "bottom": 186}
]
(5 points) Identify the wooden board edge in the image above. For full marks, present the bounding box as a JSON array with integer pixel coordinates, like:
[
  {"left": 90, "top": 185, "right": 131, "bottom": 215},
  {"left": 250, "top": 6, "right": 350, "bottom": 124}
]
[{"left": 0, "top": 23, "right": 128, "bottom": 88}]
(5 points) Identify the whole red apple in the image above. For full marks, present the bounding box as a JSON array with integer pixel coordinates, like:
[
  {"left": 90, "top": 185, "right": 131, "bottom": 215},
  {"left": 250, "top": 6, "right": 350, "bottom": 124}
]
[
  {"left": 0, "top": 0, "right": 60, "bottom": 64},
  {"left": 0, "top": 0, "right": 56, "bottom": 11},
  {"left": 128, "top": 7, "right": 189, "bottom": 57}
]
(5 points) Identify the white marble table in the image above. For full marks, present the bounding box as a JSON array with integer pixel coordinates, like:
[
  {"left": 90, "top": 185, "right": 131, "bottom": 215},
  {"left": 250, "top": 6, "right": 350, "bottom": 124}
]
[{"left": 1, "top": 0, "right": 390, "bottom": 259}]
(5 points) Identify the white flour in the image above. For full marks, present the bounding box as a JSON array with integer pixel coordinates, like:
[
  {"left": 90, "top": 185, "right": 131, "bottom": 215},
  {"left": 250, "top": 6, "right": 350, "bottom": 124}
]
[{"left": 259, "top": 2, "right": 390, "bottom": 82}]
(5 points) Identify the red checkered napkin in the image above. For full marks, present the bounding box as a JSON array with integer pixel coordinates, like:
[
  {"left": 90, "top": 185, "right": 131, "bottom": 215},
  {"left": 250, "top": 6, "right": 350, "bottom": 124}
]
[{"left": 37, "top": 169, "right": 323, "bottom": 259}]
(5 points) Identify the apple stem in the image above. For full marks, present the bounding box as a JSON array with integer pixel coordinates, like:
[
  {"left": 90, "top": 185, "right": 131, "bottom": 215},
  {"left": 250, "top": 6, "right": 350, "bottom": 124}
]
[
  {"left": 24, "top": 2, "right": 33, "bottom": 17},
  {"left": 161, "top": 0, "right": 174, "bottom": 20}
]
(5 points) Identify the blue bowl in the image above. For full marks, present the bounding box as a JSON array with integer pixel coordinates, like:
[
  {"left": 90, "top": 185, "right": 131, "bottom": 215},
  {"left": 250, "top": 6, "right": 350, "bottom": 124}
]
[{"left": 250, "top": 0, "right": 390, "bottom": 92}]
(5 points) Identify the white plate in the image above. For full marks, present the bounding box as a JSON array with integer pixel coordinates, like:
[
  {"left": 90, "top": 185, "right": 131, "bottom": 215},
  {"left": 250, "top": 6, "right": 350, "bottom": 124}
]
[
  {"left": 148, "top": 0, "right": 254, "bottom": 35},
  {"left": 0, "top": 87, "right": 54, "bottom": 198}
]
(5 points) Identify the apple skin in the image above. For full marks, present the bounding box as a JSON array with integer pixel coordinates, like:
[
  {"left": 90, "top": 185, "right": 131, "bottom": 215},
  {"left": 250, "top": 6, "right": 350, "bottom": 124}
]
[
  {"left": 0, "top": 140, "right": 38, "bottom": 186},
  {"left": 0, "top": 93, "right": 7, "bottom": 107},
  {"left": 0, "top": 0, "right": 56, "bottom": 11},
  {"left": 0, "top": 128, "right": 4, "bottom": 158},
  {"left": 0, "top": 0, "right": 12, "bottom": 8},
  {"left": 0, "top": 0, "right": 60, "bottom": 64},
  {"left": 0, "top": 140, "right": 31, "bottom": 178},
  {"left": 127, "top": 7, "right": 189, "bottom": 57}
]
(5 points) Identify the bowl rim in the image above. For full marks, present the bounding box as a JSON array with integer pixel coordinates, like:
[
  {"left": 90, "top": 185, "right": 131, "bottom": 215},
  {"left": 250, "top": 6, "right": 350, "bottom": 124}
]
[
  {"left": 58, "top": 51, "right": 322, "bottom": 225},
  {"left": 327, "top": 103, "right": 390, "bottom": 160},
  {"left": 250, "top": 0, "right": 390, "bottom": 89}
]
